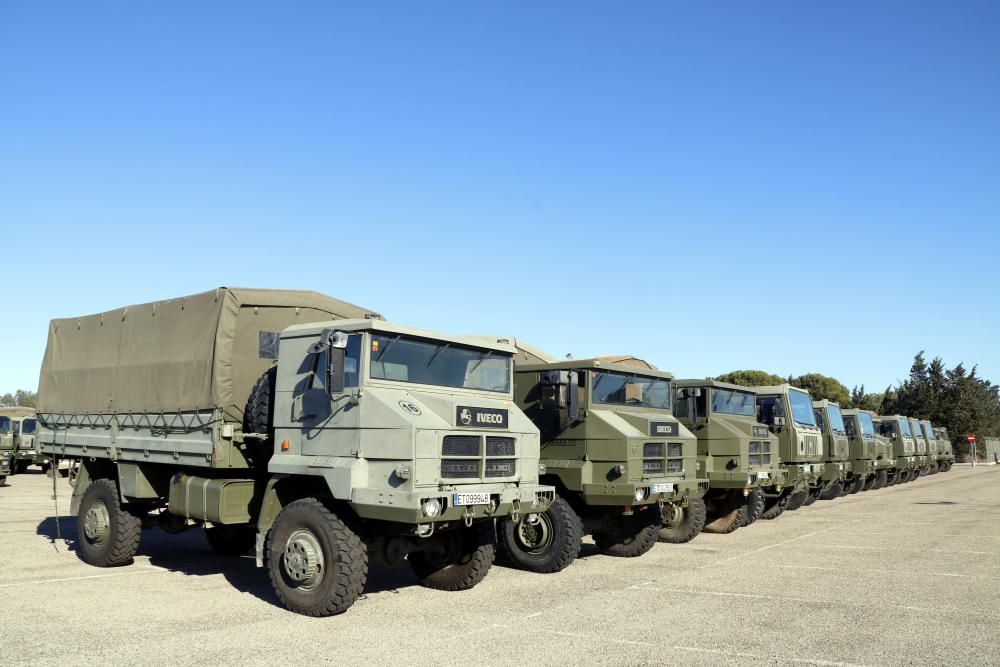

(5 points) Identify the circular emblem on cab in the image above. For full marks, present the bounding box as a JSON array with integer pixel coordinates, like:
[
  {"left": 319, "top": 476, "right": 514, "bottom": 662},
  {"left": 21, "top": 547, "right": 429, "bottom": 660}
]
[
  {"left": 459, "top": 408, "right": 472, "bottom": 426},
  {"left": 398, "top": 400, "right": 421, "bottom": 416}
]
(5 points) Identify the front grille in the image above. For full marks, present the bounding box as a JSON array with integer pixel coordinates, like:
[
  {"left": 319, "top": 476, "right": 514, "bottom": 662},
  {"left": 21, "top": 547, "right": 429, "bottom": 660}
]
[
  {"left": 485, "top": 459, "right": 516, "bottom": 477},
  {"left": 441, "top": 459, "right": 480, "bottom": 478},
  {"left": 666, "top": 459, "right": 683, "bottom": 473},
  {"left": 749, "top": 454, "right": 772, "bottom": 465},
  {"left": 442, "top": 435, "right": 480, "bottom": 456},
  {"left": 667, "top": 443, "right": 683, "bottom": 458},
  {"left": 643, "top": 459, "right": 665, "bottom": 474},
  {"left": 804, "top": 435, "right": 819, "bottom": 456},
  {"left": 644, "top": 443, "right": 665, "bottom": 458},
  {"left": 486, "top": 437, "right": 515, "bottom": 457}
]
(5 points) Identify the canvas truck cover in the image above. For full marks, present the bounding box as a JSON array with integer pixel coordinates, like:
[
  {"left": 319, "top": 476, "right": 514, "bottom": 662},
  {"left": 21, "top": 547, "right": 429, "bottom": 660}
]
[{"left": 38, "top": 287, "right": 379, "bottom": 421}]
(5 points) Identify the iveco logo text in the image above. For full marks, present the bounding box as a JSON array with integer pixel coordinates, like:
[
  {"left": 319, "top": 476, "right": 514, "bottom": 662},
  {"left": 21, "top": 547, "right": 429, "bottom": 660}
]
[
  {"left": 456, "top": 406, "right": 508, "bottom": 428},
  {"left": 654, "top": 425, "right": 671, "bottom": 434}
]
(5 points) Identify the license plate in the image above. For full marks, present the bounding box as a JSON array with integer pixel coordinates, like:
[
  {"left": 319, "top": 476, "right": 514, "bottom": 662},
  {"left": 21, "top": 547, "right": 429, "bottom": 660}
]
[
  {"left": 755, "top": 471, "right": 770, "bottom": 480},
  {"left": 651, "top": 483, "right": 673, "bottom": 494},
  {"left": 453, "top": 492, "right": 491, "bottom": 506}
]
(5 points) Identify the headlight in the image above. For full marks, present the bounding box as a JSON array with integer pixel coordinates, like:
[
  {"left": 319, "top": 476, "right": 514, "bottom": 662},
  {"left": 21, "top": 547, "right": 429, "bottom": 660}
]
[
  {"left": 634, "top": 487, "right": 647, "bottom": 503},
  {"left": 421, "top": 498, "right": 442, "bottom": 517}
]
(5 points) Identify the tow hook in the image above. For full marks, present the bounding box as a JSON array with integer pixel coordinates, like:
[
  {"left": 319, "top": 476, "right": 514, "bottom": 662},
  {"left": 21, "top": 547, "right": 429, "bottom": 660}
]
[
  {"left": 510, "top": 498, "right": 521, "bottom": 524},
  {"left": 463, "top": 506, "right": 475, "bottom": 528}
]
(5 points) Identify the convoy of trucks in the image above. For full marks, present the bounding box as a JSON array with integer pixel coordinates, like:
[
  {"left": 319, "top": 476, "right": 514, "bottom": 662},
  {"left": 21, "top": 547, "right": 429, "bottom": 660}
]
[{"left": 0, "top": 286, "right": 967, "bottom": 616}]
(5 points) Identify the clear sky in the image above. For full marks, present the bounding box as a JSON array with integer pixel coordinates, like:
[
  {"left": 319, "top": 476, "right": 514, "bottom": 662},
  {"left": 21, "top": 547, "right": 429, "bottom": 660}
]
[{"left": 2, "top": 2, "right": 998, "bottom": 395}]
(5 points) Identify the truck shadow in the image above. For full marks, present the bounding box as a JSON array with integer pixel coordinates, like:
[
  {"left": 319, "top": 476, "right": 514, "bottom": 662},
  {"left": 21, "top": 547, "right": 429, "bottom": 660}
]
[{"left": 36, "top": 516, "right": 424, "bottom": 609}]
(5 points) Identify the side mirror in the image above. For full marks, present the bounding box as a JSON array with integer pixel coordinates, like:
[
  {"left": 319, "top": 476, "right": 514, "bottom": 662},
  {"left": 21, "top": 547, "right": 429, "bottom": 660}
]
[
  {"left": 310, "top": 329, "right": 349, "bottom": 395},
  {"left": 539, "top": 370, "right": 580, "bottom": 421}
]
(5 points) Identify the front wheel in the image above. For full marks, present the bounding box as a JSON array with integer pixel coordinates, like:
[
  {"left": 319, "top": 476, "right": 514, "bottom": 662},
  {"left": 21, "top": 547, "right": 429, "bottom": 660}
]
[
  {"left": 409, "top": 523, "right": 494, "bottom": 591},
  {"left": 760, "top": 493, "right": 788, "bottom": 520},
  {"left": 594, "top": 507, "right": 661, "bottom": 557},
  {"left": 497, "top": 493, "right": 582, "bottom": 573},
  {"left": 786, "top": 490, "right": 808, "bottom": 511},
  {"left": 77, "top": 478, "right": 142, "bottom": 567},
  {"left": 703, "top": 491, "right": 745, "bottom": 534},
  {"left": 658, "top": 498, "right": 705, "bottom": 544},
  {"left": 266, "top": 498, "right": 368, "bottom": 616},
  {"left": 863, "top": 474, "right": 877, "bottom": 492},
  {"left": 741, "top": 489, "right": 765, "bottom": 527}
]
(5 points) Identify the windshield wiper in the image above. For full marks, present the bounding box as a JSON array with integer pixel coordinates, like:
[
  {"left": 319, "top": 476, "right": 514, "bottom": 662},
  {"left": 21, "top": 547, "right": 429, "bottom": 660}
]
[
  {"left": 375, "top": 335, "right": 401, "bottom": 362},
  {"left": 426, "top": 343, "right": 450, "bottom": 369},
  {"left": 465, "top": 349, "right": 494, "bottom": 377}
]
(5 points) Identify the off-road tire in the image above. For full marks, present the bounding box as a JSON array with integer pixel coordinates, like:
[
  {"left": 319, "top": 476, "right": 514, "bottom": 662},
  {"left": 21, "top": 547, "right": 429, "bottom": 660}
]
[
  {"left": 873, "top": 470, "right": 888, "bottom": 489},
  {"left": 786, "top": 490, "right": 808, "bottom": 511},
  {"left": 741, "top": 489, "right": 766, "bottom": 527},
  {"left": 862, "top": 474, "right": 877, "bottom": 492},
  {"left": 409, "top": 523, "right": 495, "bottom": 591},
  {"left": 266, "top": 498, "right": 367, "bottom": 617},
  {"left": 847, "top": 476, "right": 865, "bottom": 495},
  {"left": 205, "top": 524, "right": 257, "bottom": 557},
  {"left": 77, "top": 478, "right": 142, "bottom": 567},
  {"left": 0, "top": 475, "right": 6, "bottom": 487},
  {"left": 819, "top": 482, "right": 844, "bottom": 501},
  {"left": 760, "top": 493, "right": 788, "bottom": 520},
  {"left": 497, "top": 493, "right": 582, "bottom": 573},
  {"left": 703, "top": 492, "right": 746, "bottom": 534},
  {"left": 658, "top": 498, "right": 706, "bottom": 544},
  {"left": 802, "top": 487, "right": 821, "bottom": 506},
  {"left": 244, "top": 366, "right": 277, "bottom": 471},
  {"left": 594, "top": 507, "right": 661, "bottom": 557},
  {"left": 14, "top": 460, "right": 30, "bottom": 474}
]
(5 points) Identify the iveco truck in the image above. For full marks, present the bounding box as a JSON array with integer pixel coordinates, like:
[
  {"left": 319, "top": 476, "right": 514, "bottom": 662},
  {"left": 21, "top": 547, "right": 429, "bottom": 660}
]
[
  {"left": 38, "top": 288, "right": 553, "bottom": 616},
  {"left": 909, "top": 417, "right": 932, "bottom": 476},
  {"left": 674, "top": 380, "right": 782, "bottom": 532},
  {"left": 753, "top": 385, "right": 824, "bottom": 517},
  {"left": 494, "top": 353, "right": 706, "bottom": 573},
  {"left": 811, "top": 400, "right": 851, "bottom": 500},
  {"left": 934, "top": 426, "right": 955, "bottom": 472},
  {"left": 875, "top": 415, "right": 918, "bottom": 484},
  {"left": 840, "top": 408, "right": 890, "bottom": 491}
]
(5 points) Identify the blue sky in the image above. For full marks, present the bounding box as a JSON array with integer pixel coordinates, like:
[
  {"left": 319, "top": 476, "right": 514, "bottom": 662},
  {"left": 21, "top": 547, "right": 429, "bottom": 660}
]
[{"left": 2, "top": 2, "right": 998, "bottom": 394}]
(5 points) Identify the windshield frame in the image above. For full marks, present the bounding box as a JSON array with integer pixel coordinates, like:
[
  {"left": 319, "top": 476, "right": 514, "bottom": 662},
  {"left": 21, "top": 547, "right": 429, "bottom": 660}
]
[
  {"left": 710, "top": 387, "right": 756, "bottom": 416},
  {"left": 366, "top": 332, "right": 512, "bottom": 394},
  {"left": 898, "top": 418, "right": 912, "bottom": 437},
  {"left": 788, "top": 390, "right": 818, "bottom": 427},
  {"left": 589, "top": 369, "right": 671, "bottom": 411},
  {"left": 825, "top": 404, "right": 847, "bottom": 435},
  {"left": 858, "top": 412, "right": 876, "bottom": 438}
]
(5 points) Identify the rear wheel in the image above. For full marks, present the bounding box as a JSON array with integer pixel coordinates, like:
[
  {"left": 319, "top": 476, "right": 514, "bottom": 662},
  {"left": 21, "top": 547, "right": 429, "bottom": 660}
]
[
  {"left": 847, "top": 476, "right": 865, "bottom": 495},
  {"left": 594, "top": 507, "right": 661, "bottom": 557},
  {"left": 760, "top": 493, "right": 788, "bottom": 520},
  {"left": 658, "top": 498, "right": 705, "bottom": 544},
  {"left": 77, "top": 478, "right": 142, "bottom": 567},
  {"left": 741, "top": 489, "right": 765, "bottom": 527},
  {"left": 786, "top": 490, "right": 808, "bottom": 511},
  {"left": 409, "top": 523, "right": 494, "bottom": 591},
  {"left": 497, "top": 493, "right": 582, "bottom": 573},
  {"left": 819, "top": 482, "right": 843, "bottom": 500},
  {"left": 205, "top": 524, "right": 257, "bottom": 556},
  {"left": 703, "top": 491, "right": 746, "bottom": 534},
  {"left": 267, "top": 498, "right": 368, "bottom": 616},
  {"left": 862, "top": 475, "right": 877, "bottom": 492},
  {"left": 802, "top": 487, "right": 821, "bottom": 506}
]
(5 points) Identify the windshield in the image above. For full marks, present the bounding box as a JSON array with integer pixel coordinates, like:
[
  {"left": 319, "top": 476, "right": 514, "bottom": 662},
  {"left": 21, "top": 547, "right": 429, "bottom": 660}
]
[
  {"left": 922, "top": 423, "right": 935, "bottom": 440},
  {"left": 369, "top": 334, "right": 511, "bottom": 393},
  {"left": 21, "top": 419, "right": 37, "bottom": 435},
  {"left": 591, "top": 371, "right": 670, "bottom": 409},
  {"left": 789, "top": 390, "right": 817, "bottom": 427},
  {"left": 858, "top": 412, "right": 876, "bottom": 437},
  {"left": 0, "top": 417, "right": 9, "bottom": 434},
  {"left": 899, "top": 418, "right": 912, "bottom": 437},
  {"left": 711, "top": 388, "right": 756, "bottom": 416},
  {"left": 826, "top": 405, "right": 846, "bottom": 434},
  {"left": 910, "top": 420, "right": 923, "bottom": 439}
]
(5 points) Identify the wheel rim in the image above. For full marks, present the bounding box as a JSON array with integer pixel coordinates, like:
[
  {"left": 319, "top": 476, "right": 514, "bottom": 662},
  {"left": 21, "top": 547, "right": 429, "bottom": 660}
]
[
  {"left": 282, "top": 529, "right": 325, "bottom": 591},
  {"left": 83, "top": 500, "right": 111, "bottom": 545},
  {"left": 515, "top": 513, "right": 554, "bottom": 554},
  {"left": 661, "top": 504, "right": 684, "bottom": 529}
]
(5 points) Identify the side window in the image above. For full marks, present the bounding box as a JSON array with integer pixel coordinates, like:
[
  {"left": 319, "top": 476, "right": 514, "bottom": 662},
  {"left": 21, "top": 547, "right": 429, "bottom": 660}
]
[
  {"left": 695, "top": 391, "right": 707, "bottom": 419},
  {"left": 757, "top": 397, "right": 777, "bottom": 425},
  {"left": 813, "top": 408, "right": 826, "bottom": 431},
  {"left": 675, "top": 393, "right": 688, "bottom": 418},
  {"left": 844, "top": 416, "right": 857, "bottom": 437}
]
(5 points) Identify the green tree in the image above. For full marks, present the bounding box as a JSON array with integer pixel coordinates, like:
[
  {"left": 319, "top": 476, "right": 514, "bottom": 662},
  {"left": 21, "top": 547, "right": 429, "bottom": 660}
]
[
  {"left": 849, "top": 384, "right": 882, "bottom": 412},
  {"left": 0, "top": 390, "right": 37, "bottom": 408},
  {"left": 712, "top": 370, "right": 785, "bottom": 387},
  {"left": 790, "top": 373, "right": 850, "bottom": 405}
]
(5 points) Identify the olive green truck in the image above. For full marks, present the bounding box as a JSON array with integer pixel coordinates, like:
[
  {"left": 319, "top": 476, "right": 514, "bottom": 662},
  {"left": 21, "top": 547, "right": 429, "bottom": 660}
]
[
  {"left": 491, "top": 348, "right": 706, "bottom": 574},
  {"left": 38, "top": 288, "right": 553, "bottom": 616},
  {"left": 0, "top": 407, "right": 43, "bottom": 474},
  {"left": 674, "top": 380, "right": 782, "bottom": 532}
]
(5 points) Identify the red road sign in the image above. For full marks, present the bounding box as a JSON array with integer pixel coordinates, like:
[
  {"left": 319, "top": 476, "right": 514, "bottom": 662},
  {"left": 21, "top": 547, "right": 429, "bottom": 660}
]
[{"left": 967, "top": 434, "right": 977, "bottom": 442}]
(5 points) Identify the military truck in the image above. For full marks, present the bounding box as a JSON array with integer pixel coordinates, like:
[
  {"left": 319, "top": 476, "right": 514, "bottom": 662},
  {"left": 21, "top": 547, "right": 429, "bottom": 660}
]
[
  {"left": 908, "top": 417, "right": 931, "bottom": 476},
  {"left": 841, "top": 408, "right": 891, "bottom": 491},
  {"left": 811, "top": 400, "right": 852, "bottom": 499},
  {"left": 0, "top": 413, "right": 14, "bottom": 482},
  {"left": 875, "top": 416, "right": 918, "bottom": 484},
  {"left": 493, "top": 351, "right": 706, "bottom": 573},
  {"left": 673, "top": 380, "right": 782, "bottom": 533},
  {"left": 752, "top": 384, "right": 824, "bottom": 516},
  {"left": 918, "top": 420, "right": 939, "bottom": 474},
  {"left": 934, "top": 426, "right": 955, "bottom": 471},
  {"left": 38, "top": 288, "right": 553, "bottom": 616},
  {"left": 0, "top": 450, "right": 10, "bottom": 486},
  {"left": 0, "top": 407, "right": 42, "bottom": 473}
]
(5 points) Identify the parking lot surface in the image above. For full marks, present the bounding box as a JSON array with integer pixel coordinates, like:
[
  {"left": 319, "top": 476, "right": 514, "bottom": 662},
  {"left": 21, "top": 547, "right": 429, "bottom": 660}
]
[{"left": 1, "top": 465, "right": 997, "bottom": 666}]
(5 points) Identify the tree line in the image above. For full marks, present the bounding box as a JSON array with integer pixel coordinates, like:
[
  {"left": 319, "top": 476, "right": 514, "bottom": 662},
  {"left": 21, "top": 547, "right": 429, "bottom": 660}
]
[
  {"left": 713, "top": 351, "right": 1000, "bottom": 459},
  {"left": 0, "top": 389, "right": 37, "bottom": 409}
]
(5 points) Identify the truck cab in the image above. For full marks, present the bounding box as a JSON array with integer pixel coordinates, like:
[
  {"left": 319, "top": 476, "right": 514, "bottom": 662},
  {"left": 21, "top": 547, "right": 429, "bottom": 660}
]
[
  {"left": 812, "top": 399, "right": 851, "bottom": 499},
  {"left": 919, "top": 420, "right": 939, "bottom": 474},
  {"left": 934, "top": 426, "right": 954, "bottom": 471},
  {"left": 908, "top": 417, "right": 931, "bottom": 476},
  {"left": 875, "top": 415, "right": 918, "bottom": 483},
  {"left": 0, "top": 407, "right": 40, "bottom": 474},
  {"left": 674, "top": 379, "right": 782, "bottom": 532},
  {"left": 495, "top": 356, "right": 706, "bottom": 573},
  {"left": 841, "top": 408, "right": 892, "bottom": 491},
  {"left": 0, "top": 415, "right": 12, "bottom": 484},
  {"left": 752, "top": 384, "right": 824, "bottom": 513}
]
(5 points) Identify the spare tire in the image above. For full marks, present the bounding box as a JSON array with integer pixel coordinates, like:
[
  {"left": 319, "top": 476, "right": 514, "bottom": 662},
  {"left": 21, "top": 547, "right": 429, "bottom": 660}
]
[{"left": 244, "top": 366, "right": 278, "bottom": 471}]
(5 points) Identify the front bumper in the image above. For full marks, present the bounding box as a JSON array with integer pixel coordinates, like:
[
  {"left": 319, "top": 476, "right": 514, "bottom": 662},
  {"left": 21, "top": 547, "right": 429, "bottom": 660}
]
[
  {"left": 780, "top": 462, "right": 823, "bottom": 489},
  {"left": 708, "top": 467, "right": 785, "bottom": 490},
  {"left": 582, "top": 475, "right": 708, "bottom": 506},
  {"left": 350, "top": 482, "right": 554, "bottom": 524},
  {"left": 0, "top": 454, "right": 10, "bottom": 476},
  {"left": 820, "top": 461, "right": 850, "bottom": 483},
  {"left": 851, "top": 459, "right": 877, "bottom": 477},
  {"left": 874, "top": 457, "right": 895, "bottom": 470}
]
